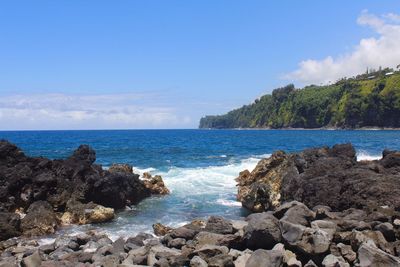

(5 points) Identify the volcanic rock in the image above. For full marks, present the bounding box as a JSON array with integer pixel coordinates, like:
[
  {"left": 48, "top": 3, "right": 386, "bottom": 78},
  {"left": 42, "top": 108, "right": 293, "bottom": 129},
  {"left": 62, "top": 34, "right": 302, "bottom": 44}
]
[{"left": 236, "top": 143, "right": 400, "bottom": 212}]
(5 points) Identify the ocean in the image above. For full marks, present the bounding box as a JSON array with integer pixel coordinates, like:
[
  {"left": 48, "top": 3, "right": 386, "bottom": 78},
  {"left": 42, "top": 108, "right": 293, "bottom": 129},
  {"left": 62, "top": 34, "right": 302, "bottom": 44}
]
[{"left": 1, "top": 129, "right": 400, "bottom": 241}]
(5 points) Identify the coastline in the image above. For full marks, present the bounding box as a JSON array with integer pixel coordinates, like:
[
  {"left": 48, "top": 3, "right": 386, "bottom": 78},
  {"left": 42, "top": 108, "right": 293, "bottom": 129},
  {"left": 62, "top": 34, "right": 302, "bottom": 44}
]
[{"left": 199, "top": 126, "right": 400, "bottom": 131}]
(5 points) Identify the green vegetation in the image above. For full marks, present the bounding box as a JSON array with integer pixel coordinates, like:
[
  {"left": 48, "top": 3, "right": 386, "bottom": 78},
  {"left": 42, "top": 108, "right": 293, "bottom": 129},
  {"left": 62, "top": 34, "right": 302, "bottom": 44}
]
[{"left": 199, "top": 67, "right": 400, "bottom": 129}]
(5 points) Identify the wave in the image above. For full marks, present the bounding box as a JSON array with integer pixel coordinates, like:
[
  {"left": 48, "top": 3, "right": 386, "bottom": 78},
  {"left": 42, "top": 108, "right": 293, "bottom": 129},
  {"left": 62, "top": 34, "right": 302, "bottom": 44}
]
[
  {"left": 38, "top": 153, "right": 270, "bottom": 243},
  {"left": 132, "top": 166, "right": 157, "bottom": 175},
  {"left": 356, "top": 150, "right": 382, "bottom": 161},
  {"left": 158, "top": 154, "right": 270, "bottom": 197},
  {"left": 216, "top": 199, "right": 242, "bottom": 207}
]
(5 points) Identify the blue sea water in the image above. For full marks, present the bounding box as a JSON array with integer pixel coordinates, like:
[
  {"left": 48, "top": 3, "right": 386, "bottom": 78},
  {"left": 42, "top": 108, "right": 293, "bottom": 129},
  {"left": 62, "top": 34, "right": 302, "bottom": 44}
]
[{"left": 1, "top": 129, "right": 400, "bottom": 240}]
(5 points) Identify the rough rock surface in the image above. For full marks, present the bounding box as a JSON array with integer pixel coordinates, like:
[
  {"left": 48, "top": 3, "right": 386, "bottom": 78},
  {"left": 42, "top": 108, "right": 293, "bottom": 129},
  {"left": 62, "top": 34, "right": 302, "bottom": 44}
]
[
  {"left": 1, "top": 200, "right": 400, "bottom": 266},
  {"left": 0, "top": 140, "right": 160, "bottom": 240},
  {"left": 237, "top": 143, "right": 400, "bottom": 212},
  {"left": 60, "top": 200, "right": 115, "bottom": 225},
  {"left": 142, "top": 172, "right": 170, "bottom": 195}
]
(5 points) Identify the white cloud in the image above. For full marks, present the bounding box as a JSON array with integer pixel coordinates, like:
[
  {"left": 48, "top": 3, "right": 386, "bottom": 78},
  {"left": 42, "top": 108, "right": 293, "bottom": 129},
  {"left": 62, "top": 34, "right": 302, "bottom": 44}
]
[
  {"left": 285, "top": 10, "right": 400, "bottom": 85},
  {"left": 0, "top": 93, "right": 192, "bottom": 130}
]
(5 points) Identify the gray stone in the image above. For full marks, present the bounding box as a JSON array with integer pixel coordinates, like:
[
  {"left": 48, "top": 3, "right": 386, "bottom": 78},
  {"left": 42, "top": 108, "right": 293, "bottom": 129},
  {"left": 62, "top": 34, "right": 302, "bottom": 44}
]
[
  {"left": 168, "top": 238, "right": 186, "bottom": 249},
  {"left": 243, "top": 213, "right": 281, "bottom": 250},
  {"left": 21, "top": 251, "right": 42, "bottom": 267},
  {"left": 245, "top": 249, "right": 282, "bottom": 267},
  {"left": 321, "top": 254, "right": 349, "bottom": 267},
  {"left": 207, "top": 254, "right": 234, "bottom": 267},
  {"left": 205, "top": 216, "right": 234, "bottom": 235},
  {"left": 374, "top": 222, "right": 396, "bottom": 242},
  {"left": 190, "top": 256, "right": 208, "bottom": 267},
  {"left": 358, "top": 242, "right": 400, "bottom": 266}
]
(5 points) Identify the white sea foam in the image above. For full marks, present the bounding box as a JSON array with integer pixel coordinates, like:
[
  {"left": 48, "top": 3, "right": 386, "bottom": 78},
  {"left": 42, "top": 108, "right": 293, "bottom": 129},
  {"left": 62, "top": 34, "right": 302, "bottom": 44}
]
[
  {"left": 216, "top": 199, "right": 242, "bottom": 207},
  {"left": 132, "top": 166, "right": 156, "bottom": 175},
  {"left": 159, "top": 154, "right": 270, "bottom": 197},
  {"left": 38, "top": 153, "right": 271, "bottom": 242},
  {"left": 357, "top": 150, "right": 382, "bottom": 161}
]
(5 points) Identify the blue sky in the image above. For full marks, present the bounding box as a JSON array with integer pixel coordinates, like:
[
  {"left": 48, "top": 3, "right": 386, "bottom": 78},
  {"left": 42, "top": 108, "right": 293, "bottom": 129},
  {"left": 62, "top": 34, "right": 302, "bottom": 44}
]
[{"left": 0, "top": 1, "right": 399, "bottom": 129}]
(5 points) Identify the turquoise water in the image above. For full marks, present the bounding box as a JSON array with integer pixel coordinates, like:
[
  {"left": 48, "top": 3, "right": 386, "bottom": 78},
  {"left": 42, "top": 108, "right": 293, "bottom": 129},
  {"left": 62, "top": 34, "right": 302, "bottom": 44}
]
[{"left": 1, "top": 129, "right": 400, "bottom": 239}]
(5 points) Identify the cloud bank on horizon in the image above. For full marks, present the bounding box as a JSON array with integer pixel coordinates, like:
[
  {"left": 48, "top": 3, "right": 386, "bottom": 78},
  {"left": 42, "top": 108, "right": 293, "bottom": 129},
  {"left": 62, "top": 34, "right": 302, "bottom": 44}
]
[
  {"left": 0, "top": 93, "right": 191, "bottom": 130},
  {"left": 286, "top": 10, "right": 400, "bottom": 85}
]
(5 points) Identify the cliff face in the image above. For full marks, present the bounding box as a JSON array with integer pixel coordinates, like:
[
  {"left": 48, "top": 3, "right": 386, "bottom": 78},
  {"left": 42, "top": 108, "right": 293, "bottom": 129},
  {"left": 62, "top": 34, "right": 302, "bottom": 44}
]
[{"left": 199, "top": 70, "right": 400, "bottom": 129}]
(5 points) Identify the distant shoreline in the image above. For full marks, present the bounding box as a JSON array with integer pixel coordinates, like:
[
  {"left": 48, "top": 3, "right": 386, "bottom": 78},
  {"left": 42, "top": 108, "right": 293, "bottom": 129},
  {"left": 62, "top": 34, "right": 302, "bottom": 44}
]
[{"left": 199, "top": 127, "right": 400, "bottom": 131}]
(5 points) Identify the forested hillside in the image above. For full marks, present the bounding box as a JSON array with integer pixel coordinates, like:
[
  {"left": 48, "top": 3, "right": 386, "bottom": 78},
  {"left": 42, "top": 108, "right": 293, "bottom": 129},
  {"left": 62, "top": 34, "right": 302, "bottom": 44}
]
[{"left": 199, "top": 68, "right": 400, "bottom": 129}]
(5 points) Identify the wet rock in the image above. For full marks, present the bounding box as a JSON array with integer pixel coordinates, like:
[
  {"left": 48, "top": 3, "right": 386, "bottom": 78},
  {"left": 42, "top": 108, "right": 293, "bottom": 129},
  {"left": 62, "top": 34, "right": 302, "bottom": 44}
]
[
  {"left": 21, "top": 201, "right": 57, "bottom": 237},
  {"left": 153, "top": 223, "right": 173, "bottom": 236},
  {"left": 142, "top": 172, "right": 170, "bottom": 195},
  {"left": 243, "top": 213, "right": 281, "bottom": 250},
  {"left": 236, "top": 151, "right": 293, "bottom": 212},
  {"left": 61, "top": 201, "right": 114, "bottom": 225},
  {"left": 245, "top": 249, "right": 283, "bottom": 267}
]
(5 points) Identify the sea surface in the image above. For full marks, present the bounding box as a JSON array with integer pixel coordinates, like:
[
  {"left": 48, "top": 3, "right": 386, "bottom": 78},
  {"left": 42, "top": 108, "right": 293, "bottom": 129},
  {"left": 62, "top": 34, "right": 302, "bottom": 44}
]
[{"left": 1, "top": 129, "right": 400, "bottom": 241}]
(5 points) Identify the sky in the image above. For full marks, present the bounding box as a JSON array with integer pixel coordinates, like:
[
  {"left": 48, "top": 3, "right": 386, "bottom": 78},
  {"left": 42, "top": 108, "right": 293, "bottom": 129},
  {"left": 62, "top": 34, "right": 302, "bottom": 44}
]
[{"left": 0, "top": 1, "right": 399, "bottom": 130}]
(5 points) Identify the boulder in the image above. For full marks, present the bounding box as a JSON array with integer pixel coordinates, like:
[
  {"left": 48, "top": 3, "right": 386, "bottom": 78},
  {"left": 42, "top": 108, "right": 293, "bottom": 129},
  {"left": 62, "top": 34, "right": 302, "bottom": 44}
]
[
  {"left": 147, "top": 245, "right": 181, "bottom": 266},
  {"left": 205, "top": 216, "right": 234, "bottom": 235},
  {"left": 152, "top": 223, "right": 172, "bottom": 236},
  {"left": 190, "top": 255, "right": 208, "bottom": 267},
  {"left": 336, "top": 243, "right": 356, "bottom": 263},
  {"left": 207, "top": 254, "right": 234, "bottom": 267},
  {"left": 321, "top": 254, "right": 349, "bottom": 267},
  {"left": 280, "top": 202, "right": 315, "bottom": 227},
  {"left": 374, "top": 222, "right": 396, "bottom": 242},
  {"left": 60, "top": 201, "right": 114, "bottom": 225},
  {"left": 245, "top": 249, "right": 283, "bottom": 267},
  {"left": 21, "top": 250, "right": 43, "bottom": 267},
  {"left": 170, "top": 227, "right": 197, "bottom": 240},
  {"left": 243, "top": 213, "right": 281, "bottom": 250},
  {"left": 357, "top": 242, "right": 400, "bottom": 266},
  {"left": 280, "top": 218, "right": 333, "bottom": 255}
]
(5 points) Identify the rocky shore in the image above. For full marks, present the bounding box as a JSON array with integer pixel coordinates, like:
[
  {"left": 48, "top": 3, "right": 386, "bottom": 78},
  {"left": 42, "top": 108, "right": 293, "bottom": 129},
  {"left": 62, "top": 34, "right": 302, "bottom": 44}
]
[
  {"left": 1, "top": 142, "right": 400, "bottom": 266},
  {"left": 0, "top": 140, "right": 168, "bottom": 241},
  {"left": 1, "top": 200, "right": 400, "bottom": 266}
]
